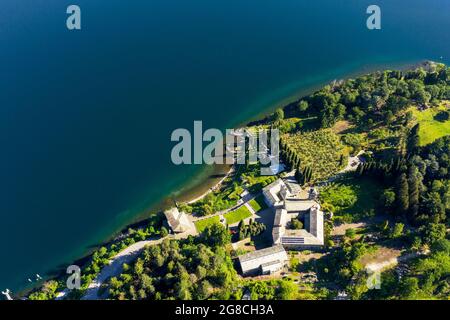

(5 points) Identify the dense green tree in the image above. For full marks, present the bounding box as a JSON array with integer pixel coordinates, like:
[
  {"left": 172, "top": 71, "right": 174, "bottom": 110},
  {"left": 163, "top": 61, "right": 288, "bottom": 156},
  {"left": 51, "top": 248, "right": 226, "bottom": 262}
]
[
  {"left": 277, "top": 280, "right": 298, "bottom": 300},
  {"left": 295, "top": 167, "right": 304, "bottom": 185},
  {"left": 298, "top": 100, "right": 309, "bottom": 113},
  {"left": 405, "top": 111, "right": 414, "bottom": 124},
  {"left": 408, "top": 166, "right": 420, "bottom": 222},
  {"left": 381, "top": 189, "right": 396, "bottom": 209},
  {"left": 290, "top": 218, "right": 303, "bottom": 230},
  {"left": 422, "top": 192, "right": 446, "bottom": 223},
  {"left": 407, "top": 124, "right": 420, "bottom": 155},
  {"left": 160, "top": 226, "right": 169, "bottom": 237},
  {"left": 396, "top": 173, "right": 409, "bottom": 215},
  {"left": 345, "top": 228, "right": 356, "bottom": 239},
  {"left": 431, "top": 239, "right": 450, "bottom": 255},
  {"left": 398, "top": 277, "right": 420, "bottom": 299},
  {"left": 384, "top": 110, "right": 394, "bottom": 124},
  {"left": 273, "top": 108, "right": 285, "bottom": 121},
  {"left": 339, "top": 154, "right": 345, "bottom": 166},
  {"left": 421, "top": 222, "right": 446, "bottom": 244},
  {"left": 390, "top": 223, "right": 405, "bottom": 239},
  {"left": 201, "top": 223, "right": 231, "bottom": 247}
]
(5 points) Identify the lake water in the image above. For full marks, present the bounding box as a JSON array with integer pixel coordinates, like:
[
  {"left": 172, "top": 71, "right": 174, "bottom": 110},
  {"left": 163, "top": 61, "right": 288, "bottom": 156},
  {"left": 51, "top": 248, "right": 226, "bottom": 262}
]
[{"left": 1, "top": 0, "right": 449, "bottom": 293}]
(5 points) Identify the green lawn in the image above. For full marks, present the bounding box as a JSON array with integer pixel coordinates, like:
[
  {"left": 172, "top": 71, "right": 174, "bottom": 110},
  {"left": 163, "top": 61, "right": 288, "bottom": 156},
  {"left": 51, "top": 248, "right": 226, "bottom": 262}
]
[
  {"left": 224, "top": 205, "right": 252, "bottom": 225},
  {"left": 248, "top": 195, "right": 268, "bottom": 212},
  {"left": 194, "top": 215, "right": 221, "bottom": 233},
  {"left": 412, "top": 104, "right": 450, "bottom": 146},
  {"left": 320, "top": 177, "right": 383, "bottom": 223}
]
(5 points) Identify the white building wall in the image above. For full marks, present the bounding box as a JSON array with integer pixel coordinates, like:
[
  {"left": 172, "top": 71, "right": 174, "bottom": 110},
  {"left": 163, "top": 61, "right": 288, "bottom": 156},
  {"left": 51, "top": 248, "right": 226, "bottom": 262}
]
[
  {"left": 240, "top": 251, "right": 288, "bottom": 275},
  {"left": 261, "top": 262, "right": 283, "bottom": 275}
]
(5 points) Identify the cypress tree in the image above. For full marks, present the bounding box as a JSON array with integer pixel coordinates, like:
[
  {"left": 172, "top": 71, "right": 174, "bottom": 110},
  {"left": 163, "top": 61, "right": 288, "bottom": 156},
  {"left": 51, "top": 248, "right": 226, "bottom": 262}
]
[
  {"left": 295, "top": 156, "right": 301, "bottom": 169},
  {"left": 387, "top": 159, "right": 394, "bottom": 175},
  {"left": 287, "top": 149, "right": 293, "bottom": 166},
  {"left": 304, "top": 166, "right": 313, "bottom": 183},
  {"left": 238, "top": 220, "right": 245, "bottom": 240},
  {"left": 408, "top": 166, "right": 420, "bottom": 222},
  {"left": 407, "top": 124, "right": 420, "bottom": 155},
  {"left": 303, "top": 167, "right": 309, "bottom": 183},
  {"left": 295, "top": 166, "right": 304, "bottom": 185},
  {"left": 396, "top": 173, "right": 409, "bottom": 216},
  {"left": 339, "top": 154, "right": 345, "bottom": 166},
  {"left": 356, "top": 163, "right": 364, "bottom": 176},
  {"left": 293, "top": 153, "right": 299, "bottom": 167}
]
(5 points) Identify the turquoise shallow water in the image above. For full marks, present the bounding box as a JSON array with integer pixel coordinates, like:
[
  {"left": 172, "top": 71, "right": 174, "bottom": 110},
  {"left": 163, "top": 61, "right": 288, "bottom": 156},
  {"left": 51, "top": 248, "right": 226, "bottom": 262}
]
[{"left": 0, "top": 0, "right": 449, "bottom": 292}]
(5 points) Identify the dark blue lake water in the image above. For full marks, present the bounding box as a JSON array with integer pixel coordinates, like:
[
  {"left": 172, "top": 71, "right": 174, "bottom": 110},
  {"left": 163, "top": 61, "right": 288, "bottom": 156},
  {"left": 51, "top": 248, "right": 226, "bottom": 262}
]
[{"left": 0, "top": 0, "right": 449, "bottom": 292}]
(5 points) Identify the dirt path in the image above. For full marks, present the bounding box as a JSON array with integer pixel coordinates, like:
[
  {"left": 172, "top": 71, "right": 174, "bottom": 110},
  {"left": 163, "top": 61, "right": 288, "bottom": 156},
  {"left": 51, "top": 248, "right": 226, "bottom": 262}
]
[
  {"left": 362, "top": 248, "right": 426, "bottom": 273},
  {"left": 331, "top": 222, "right": 367, "bottom": 236}
]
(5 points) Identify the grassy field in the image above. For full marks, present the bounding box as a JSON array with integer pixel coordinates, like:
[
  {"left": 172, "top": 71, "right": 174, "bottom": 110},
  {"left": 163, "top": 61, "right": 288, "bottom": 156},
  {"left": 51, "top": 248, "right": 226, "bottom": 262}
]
[
  {"left": 412, "top": 104, "right": 450, "bottom": 146},
  {"left": 224, "top": 205, "right": 252, "bottom": 225},
  {"left": 320, "top": 177, "right": 383, "bottom": 223},
  {"left": 248, "top": 195, "right": 268, "bottom": 212},
  {"left": 283, "top": 129, "right": 347, "bottom": 182},
  {"left": 194, "top": 215, "right": 221, "bottom": 233}
]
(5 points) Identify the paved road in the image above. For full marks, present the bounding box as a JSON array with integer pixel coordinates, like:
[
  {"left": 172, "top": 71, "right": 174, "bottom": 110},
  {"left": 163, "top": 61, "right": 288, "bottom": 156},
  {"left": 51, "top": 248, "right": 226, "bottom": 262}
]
[
  {"left": 81, "top": 238, "right": 164, "bottom": 300},
  {"left": 56, "top": 231, "right": 195, "bottom": 300},
  {"left": 82, "top": 231, "right": 195, "bottom": 300}
]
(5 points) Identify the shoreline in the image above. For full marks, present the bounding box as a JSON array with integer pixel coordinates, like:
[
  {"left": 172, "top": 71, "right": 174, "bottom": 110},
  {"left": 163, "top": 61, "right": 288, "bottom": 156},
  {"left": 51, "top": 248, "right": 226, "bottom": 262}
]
[
  {"left": 186, "top": 166, "right": 234, "bottom": 205},
  {"left": 15, "top": 58, "right": 431, "bottom": 298},
  {"left": 234, "top": 58, "right": 428, "bottom": 129}
]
